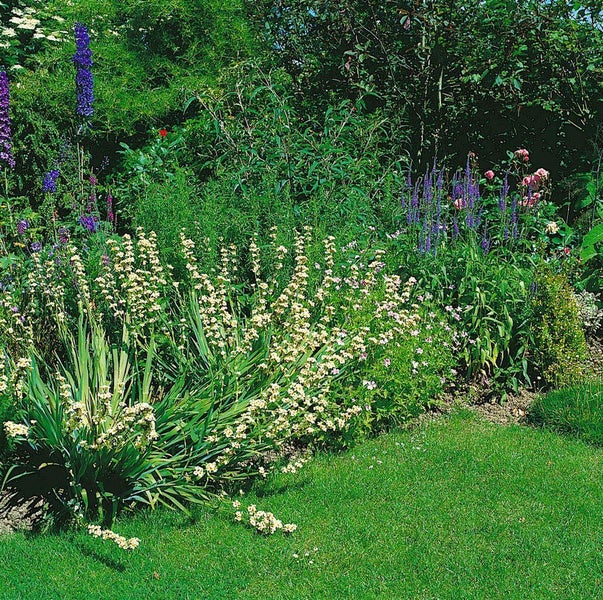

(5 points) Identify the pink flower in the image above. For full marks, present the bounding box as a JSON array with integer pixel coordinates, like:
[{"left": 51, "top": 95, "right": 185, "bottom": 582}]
[
  {"left": 484, "top": 170, "right": 495, "bottom": 181},
  {"left": 519, "top": 196, "right": 536, "bottom": 208},
  {"left": 535, "top": 168, "right": 549, "bottom": 180},
  {"left": 514, "top": 148, "right": 530, "bottom": 162},
  {"left": 563, "top": 247, "right": 571, "bottom": 255},
  {"left": 521, "top": 174, "right": 541, "bottom": 189},
  {"left": 453, "top": 197, "right": 467, "bottom": 210}
]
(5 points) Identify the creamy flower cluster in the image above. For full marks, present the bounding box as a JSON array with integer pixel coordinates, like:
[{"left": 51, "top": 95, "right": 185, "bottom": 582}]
[
  {"left": 0, "top": 4, "right": 66, "bottom": 51},
  {"left": 0, "top": 351, "right": 32, "bottom": 401},
  {"left": 96, "top": 230, "right": 167, "bottom": 330},
  {"left": 3, "top": 420, "right": 29, "bottom": 438},
  {"left": 0, "top": 290, "right": 33, "bottom": 354},
  {"left": 178, "top": 229, "right": 432, "bottom": 485},
  {"left": 233, "top": 502, "right": 297, "bottom": 535},
  {"left": 87, "top": 525, "right": 140, "bottom": 550},
  {"left": 27, "top": 248, "right": 68, "bottom": 325}
]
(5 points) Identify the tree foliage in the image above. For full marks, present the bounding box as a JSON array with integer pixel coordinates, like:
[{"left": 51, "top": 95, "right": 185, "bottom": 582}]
[{"left": 249, "top": 0, "right": 603, "bottom": 174}]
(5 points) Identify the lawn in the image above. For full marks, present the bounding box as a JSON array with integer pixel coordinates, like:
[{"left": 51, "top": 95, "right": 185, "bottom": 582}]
[
  {"left": 529, "top": 379, "right": 603, "bottom": 446},
  {"left": 1, "top": 411, "right": 602, "bottom": 600}
]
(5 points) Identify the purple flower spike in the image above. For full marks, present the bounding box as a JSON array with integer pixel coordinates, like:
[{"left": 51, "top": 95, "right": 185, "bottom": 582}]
[
  {"left": 498, "top": 173, "right": 509, "bottom": 212},
  {"left": 511, "top": 197, "right": 518, "bottom": 239},
  {"left": 106, "top": 192, "right": 115, "bottom": 224},
  {"left": 0, "top": 70, "right": 15, "bottom": 169},
  {"left": 72, "top": 24, "right": 94, "bottom": 118},
  {"left": 59, "top": 227, "right": 70, "bottom": 244},
  {"left": 79, "top": 214, "right": 99, "bottom": 232},
  {"left": 481, "top": 225, "right": 490, "bottom": 254},
  {"left": 17, "top": 219, "right": 29, "bottom": 235},
  {"left": 42, "top": 169, "right": 60, "bottom": 193}
]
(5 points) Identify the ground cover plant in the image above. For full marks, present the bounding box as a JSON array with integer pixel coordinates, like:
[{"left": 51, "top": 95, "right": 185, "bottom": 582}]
[{"left": 2, "top": 412, "right": 603, "bottom": 599}]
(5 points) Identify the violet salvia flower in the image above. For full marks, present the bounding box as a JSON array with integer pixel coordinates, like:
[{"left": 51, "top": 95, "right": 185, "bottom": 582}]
[
  {"left": 72, "top": 23, "right": 94, "bottom": 117},
  {"left": 106, "top": 192, "right": 115, "bottom": 224},
  {"left": 498, "top": 173, "right": 509, "bottom": 213},
  {"left": 423, "top": 169, "right": 433, "bottom": 209},
  {"left": 79, "top": 214, "right": 99, "bottom": 232},
  {"left": 474, "top": 207, "right": 483, "bottom": 230},
  {"left": 42, "top": 169, "right": 60, "bottom": 193},
  {"left": 17, "top": 219, "right": 29, "bottom": 235},
  {"left": 481, "top": 225, "right": 490, "bottom": 254},
  {"left": 58, "top": 227, "right": 69, "bottom": 244},
  {"left": 425, "top": 227, "right": 432, "bottom": 254},
  {"left": 0, "top": 70, "right": 15, "bottom": 169},
  {"left": 408, "top": 183, "right": 420, "bottom": 225},
  {"left": 511, "top": 197, "right": 518, "bottom": 239}
]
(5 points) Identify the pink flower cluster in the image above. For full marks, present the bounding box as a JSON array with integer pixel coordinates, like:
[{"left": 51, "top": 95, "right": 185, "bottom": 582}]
[
  {"left": 519, "top": 168, "right": 549, "bottom": 207},
  {"left": 453, "top": 197, "right": 467, "bottom": 210},
  {"left": 514, "top": 148, "right": 530, "bottom": 162},
  {"left": 521, "top": 168, "right": 549, "bottom": 190}
]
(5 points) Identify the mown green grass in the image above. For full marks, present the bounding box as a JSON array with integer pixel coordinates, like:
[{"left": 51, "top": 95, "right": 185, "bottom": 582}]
[
  {"left": 1, "top": 411, "right": 603, "bottom": 600},
  {"left": 529, "top": 379, "right": 603, "bottom": 446}
]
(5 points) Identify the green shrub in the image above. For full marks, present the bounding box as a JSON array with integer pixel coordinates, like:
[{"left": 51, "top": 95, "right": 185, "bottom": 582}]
[
  {"left": 529, "top": 380, "right": 603, "bottom": 446},
  {"left": 114, "top": 70, "right": 406, "bottom": 279},
  {"left": 381, "top": 228, "right": 535, "bottom": 396},
  {"left": 330, "top": 266, "right": 458, "bottom": 431},
  {"left": 530, "top": 267, "right": 589, "bottom": 389}
]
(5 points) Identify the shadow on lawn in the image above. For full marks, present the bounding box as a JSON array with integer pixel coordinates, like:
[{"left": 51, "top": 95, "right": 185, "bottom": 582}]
[
  {"left": 253, "top": 475, "right": 312, "bottom": 499},
  {"left": 75, "top": 541, "right": 127, "bottom": 572}
]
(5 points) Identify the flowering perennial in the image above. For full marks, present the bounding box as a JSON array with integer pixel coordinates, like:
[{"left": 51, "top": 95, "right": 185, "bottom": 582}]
[
  {"left": 0, "top": 70, "right": 15, "bottom": 168},
  {"left": 233, "top": 502, "right": 297, "bottom": 535},
  {"left": 72, "top": 23, "right": 94, "bottom": 117},
  {"left": 3, "top": 420, "right": 29, "bottom": 438},
  {"left": 87, "top": 525, "right": 140, "bottom": 550},
  {"left": 42, "top": 169, "right": 60, "bottom": 193}
]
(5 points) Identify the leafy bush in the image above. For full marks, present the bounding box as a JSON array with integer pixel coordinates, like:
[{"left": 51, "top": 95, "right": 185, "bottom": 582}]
[
  {"left": 529, "top": 266, "right": 589, "bottom": 389},
  {"left": 399, "top": 242, "right": 533, "bottom": 394},
  {"left": 1, "top": 0, "right": 257, "bottom": 194},
  {"left": 114, "top": 65, "right": 407, "bottom": 276},
  {"left": 529, "top": 380, "right": 603, "bottom": 446},
  {"left": 250, "top": 0, "right": 603, "bottom": 178}
]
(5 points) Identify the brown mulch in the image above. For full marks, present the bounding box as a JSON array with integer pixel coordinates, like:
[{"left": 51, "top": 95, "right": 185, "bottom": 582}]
[
  {"left": 467, "top": 388, "right": 538, "bottom": 426},
  {"left": 456, "top": 336, "right": 603, "bottom": 426}
]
